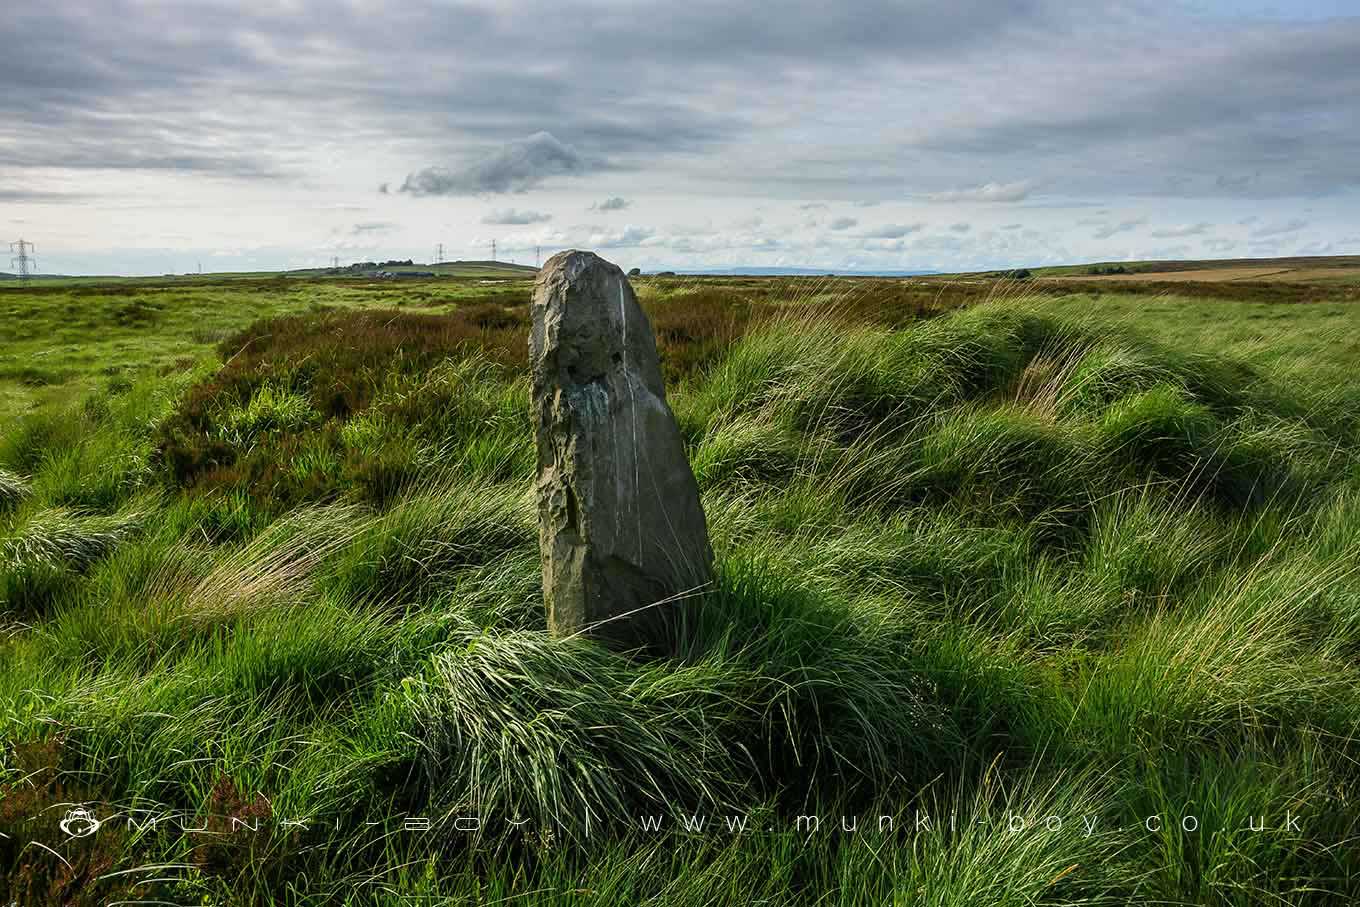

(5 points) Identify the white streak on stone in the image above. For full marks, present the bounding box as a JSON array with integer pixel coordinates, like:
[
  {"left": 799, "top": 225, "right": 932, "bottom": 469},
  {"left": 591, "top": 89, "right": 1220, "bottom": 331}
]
[{"left": 620, "top": 278, "right": 642, "bottom": 563}]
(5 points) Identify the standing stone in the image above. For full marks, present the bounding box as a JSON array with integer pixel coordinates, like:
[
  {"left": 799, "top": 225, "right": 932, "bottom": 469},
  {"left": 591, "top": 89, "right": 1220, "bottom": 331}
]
[{"left": 531, "top": 250, "right": 713, "bottom": 644}]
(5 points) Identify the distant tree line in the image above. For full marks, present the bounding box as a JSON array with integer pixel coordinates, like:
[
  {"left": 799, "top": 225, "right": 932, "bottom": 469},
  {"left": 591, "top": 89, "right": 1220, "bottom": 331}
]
[{"left": 338, "top": 259, "right": 415, "bottom": 271}]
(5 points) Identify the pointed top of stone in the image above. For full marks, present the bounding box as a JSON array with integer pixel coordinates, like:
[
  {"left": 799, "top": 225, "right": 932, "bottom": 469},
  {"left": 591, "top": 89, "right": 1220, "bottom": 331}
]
[{"left": 533, "top": 250, "right": 664, "bottom": 396}]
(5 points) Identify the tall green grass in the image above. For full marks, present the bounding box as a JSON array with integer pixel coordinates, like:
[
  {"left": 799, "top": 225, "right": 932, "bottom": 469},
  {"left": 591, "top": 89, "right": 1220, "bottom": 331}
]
[{"left": 4, "top": 289, "right": 1360, "bottom": 904}]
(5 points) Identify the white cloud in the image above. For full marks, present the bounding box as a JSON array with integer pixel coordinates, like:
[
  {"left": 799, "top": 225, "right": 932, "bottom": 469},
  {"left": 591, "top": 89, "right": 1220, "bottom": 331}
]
[
  {"left": 586, "top": 225, "right": 656, "bottom": 248},
  {"left": 1294, "top": 240, "right": 1334, "bottom": 255},
  {"left": 1250, "top": 218, "right": 1308, "bottom": 238},
  {"left": 928, "top": 181, "right": 1034, "bottom": 203},
  {"left": 481, "top": 208, "right": 553, "bottom": 225},
  {"left": 1092, "top": 218, "right": 1147, "bottom": 239},
  {"left": 1149, "top": 222, "right": 1211, "bottom": 238},
  {"left": 863, "top": 223, "right": 924, "bottom": 239}
]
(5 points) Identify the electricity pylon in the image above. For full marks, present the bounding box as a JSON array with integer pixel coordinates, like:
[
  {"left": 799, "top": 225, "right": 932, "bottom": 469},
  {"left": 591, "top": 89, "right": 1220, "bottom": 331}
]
[{"left": 9, "top": 239, "right": 35, "bottom": 284}]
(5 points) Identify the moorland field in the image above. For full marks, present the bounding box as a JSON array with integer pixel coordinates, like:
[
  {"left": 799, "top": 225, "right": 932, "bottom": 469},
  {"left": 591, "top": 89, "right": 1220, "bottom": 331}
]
[{"left": 2, "top": 259, "right": 1360, "bottom": 904}]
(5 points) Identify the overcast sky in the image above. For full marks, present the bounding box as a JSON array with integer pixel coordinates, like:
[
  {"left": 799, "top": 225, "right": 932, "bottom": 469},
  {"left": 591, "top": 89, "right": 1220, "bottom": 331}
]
[{"left": 2, "top": 0, "right": 1358, "bottom": 275}]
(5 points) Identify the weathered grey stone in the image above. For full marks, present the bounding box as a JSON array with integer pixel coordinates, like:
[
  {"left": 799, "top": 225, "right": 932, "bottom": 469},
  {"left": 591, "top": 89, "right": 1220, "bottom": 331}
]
[{"left": 531, "top": 250, "right": 713, "bottom": 643}]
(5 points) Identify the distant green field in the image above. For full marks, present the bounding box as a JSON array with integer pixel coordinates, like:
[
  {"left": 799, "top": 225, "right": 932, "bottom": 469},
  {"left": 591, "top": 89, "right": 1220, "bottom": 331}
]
[
  {"left": 0, "top": 271, "right": 536, "bottom": 418},
  {"left": 1045, "top": 292, "right": 1360, "bottom": 389},
  {"left": 1022, "top": 253, "right": 1360, "bottom": 280},
  {"left": 0, "top": 259, "right": 539, "bottom": 286}
]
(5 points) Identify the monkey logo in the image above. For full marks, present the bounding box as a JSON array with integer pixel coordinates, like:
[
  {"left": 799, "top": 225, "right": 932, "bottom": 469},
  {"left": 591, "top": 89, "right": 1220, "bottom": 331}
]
[{"left": 59, "top": 807, "right": 102, "bottom": 839}]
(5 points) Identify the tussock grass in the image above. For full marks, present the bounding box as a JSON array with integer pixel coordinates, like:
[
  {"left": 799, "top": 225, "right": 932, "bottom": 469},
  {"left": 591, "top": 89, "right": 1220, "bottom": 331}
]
[
  {"left": 184, "top": 503, "right": 368, "bottom": 624},
  {"left": 0, "top": 468, "right": 28, "bottom": 512},
  {"left": 1126, "top": 745, "right": 1360, "bottom": 903},
  {"left": 403, "top": 627, "right": 752, "bottom": 835},
  {"left": 1, "top": 506, "right": 150, "bottom": 611},
  {"left": 325, "top": 480, "right": 535, "bottom": 606},
  {"left": 1, "top": 507, "right": 148, "bottom": 571},
  {"left": 1069, "top": 557, "right": 1357, "bottom": 753},
  {"left": 5, "top": 281, "right": 1360, "bottom": 903},
  {"left": 214, "top": 382, "right": 319, "bottom": 446}
]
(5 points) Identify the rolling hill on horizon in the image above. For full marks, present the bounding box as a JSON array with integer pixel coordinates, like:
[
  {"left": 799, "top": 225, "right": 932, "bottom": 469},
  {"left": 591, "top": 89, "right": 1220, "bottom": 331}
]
[{"left": 6, "top": 253, "right": 1358, "bottom": 284}]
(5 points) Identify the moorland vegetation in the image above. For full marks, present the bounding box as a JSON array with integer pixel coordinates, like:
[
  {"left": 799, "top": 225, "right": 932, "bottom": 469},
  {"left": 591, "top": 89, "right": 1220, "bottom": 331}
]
[{"left": 2, "top": 272, "right": 1360, "bottom": 904}]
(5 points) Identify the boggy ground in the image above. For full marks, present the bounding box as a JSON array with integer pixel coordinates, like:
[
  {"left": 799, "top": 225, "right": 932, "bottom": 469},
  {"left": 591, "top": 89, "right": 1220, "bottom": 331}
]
[{"left": 2, "top": 273, "right": 1360, "bottom": 904}]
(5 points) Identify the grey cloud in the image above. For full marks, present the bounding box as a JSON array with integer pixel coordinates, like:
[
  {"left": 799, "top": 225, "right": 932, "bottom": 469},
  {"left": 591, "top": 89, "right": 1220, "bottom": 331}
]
[
  {"left": 1092, "top": 218, "right": 1146, "bottom": 239},
  {"left": 864, "top": 223, "right": 924, "bottom": 238},
  {"left": 1149, "top": 222, "right": 1211, "bottom": 238},
  {"left": 1250, "top": 218, "right": 1308, "bottom": 237},
  {"left": 505, "top": 0, "right": 1066, "bottom": 87},
  {"left": 829, "top": 217, "right": 857, "bottom": 231},
  {"left": 914, "top": 19, "right": 1360, "bottom": 199},
  {"left": 4, "top": 1, "right": 1356, "bottom": 208},
  {"left": 0, "top": 11, "right": 283, "bottom": 177},
  {"left": 351, "top": 221, "right": 396, "bottom": 234},
  {"left": 4, "top": 0, "right": 1359, "bottom": 272},
  {"left": 482, "top": 208, "right": 553, "bottom": 225},
  {"left": 861, "top": 237, "right": 915, "bottom": 253},
  {"left": 666, "top": 230, "right": 788, "bottom": 255},
  {"left": 1294, "top": 240, "right": 1334, "bottom": 256},
  {"left": 1215, "top": 174, "right": 1257, "bottom": 192},
  {"left": 401, "top": 132, "right": 595, "bottom": 196},
  {"left": 0, "top": 131, "right": 285, "bottom": 177},
  {"left": 914, "top": 234, "right": 970, "bottom": 253},
  {"left": 0, "top": 188, "right": 86, "bottom": 202},
  {"left": 949, "top": 222, "right": 971, "bottom": 233},
  {"left": 798, "top": 202, "right": 828, "bottom": 210},
  {"left": 0, "top": 0, "right": 1051, "bottom": 192},
  {"left": 592, "top": 196, "right": 631, "bottom": 211},
  {"left": 668, "top": 235, "right": 724, "bottom": 255},
  {"left": 588, "top": 225, "right": 656, "bottom": 248}
]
